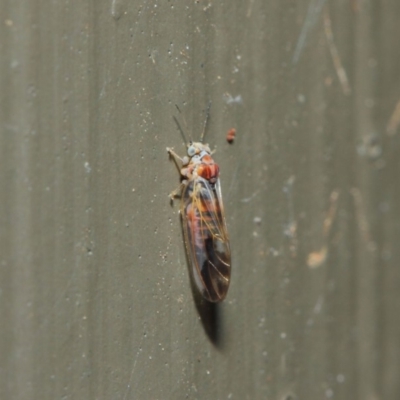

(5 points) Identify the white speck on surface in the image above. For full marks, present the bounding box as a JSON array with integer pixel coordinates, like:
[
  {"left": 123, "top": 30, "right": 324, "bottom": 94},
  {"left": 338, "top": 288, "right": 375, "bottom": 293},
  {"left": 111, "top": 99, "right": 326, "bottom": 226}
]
[
  {"left": 223, "top": 93, "right": 243, "bottom": 105},
  {"left": 297, "top": 94, "right": 306, "bottom": 103},
  {"left": 336, "top": 374, "right": 345, "bottom": 383}
]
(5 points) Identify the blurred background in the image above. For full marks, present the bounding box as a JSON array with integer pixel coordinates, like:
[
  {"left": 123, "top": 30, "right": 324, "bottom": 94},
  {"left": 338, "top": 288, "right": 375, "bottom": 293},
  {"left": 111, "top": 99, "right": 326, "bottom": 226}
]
[{"left": 1, "top": 1, "right": 400, "bottom": 399}]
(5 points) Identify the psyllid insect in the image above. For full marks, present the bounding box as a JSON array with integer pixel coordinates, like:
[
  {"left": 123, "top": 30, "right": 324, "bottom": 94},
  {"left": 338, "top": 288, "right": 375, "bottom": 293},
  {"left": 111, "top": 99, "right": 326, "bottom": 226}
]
[{"left": 167, "top": 105, "right": 231, "bottom": 302}]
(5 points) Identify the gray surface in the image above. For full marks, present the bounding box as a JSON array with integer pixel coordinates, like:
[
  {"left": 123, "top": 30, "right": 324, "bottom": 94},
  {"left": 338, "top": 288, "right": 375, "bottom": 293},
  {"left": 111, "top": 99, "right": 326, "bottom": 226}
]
[{"left": 1, "top": 1, "right": 400, "bottom": 399}]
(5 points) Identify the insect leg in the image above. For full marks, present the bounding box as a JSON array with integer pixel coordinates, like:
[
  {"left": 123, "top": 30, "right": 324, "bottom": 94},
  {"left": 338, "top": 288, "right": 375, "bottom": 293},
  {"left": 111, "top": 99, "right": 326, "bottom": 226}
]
[
  {"left": 168, "top": 182, "right": 184, "bottom": 203},
  {"left": 167, "top": 147, "right": 186, "bottom": 171}
]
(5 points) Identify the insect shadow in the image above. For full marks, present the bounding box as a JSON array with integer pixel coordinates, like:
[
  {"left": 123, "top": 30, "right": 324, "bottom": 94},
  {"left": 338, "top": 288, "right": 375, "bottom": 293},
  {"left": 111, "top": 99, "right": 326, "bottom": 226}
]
[{"left": 179, "top": 220, "right": 225, "bottom": 349}]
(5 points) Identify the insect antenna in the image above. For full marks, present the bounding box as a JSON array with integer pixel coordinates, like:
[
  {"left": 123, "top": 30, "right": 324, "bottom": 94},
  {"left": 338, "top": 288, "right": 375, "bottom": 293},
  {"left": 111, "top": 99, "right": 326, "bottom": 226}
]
[
  {"left": 200, "top": 101, "right": 212, "bottom": 143},
  {"left": 173, "top": 105, "right": 190, "bottom": 145}
]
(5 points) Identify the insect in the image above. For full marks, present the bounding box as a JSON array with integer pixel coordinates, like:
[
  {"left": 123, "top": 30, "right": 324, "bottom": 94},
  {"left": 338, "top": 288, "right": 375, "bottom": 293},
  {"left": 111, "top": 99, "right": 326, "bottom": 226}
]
[
  {"left": 226, "top": 128, "right": 236, "bottom": 144},
  {"left": 167, "top": 105, "right": 231, "bottom": 302}
]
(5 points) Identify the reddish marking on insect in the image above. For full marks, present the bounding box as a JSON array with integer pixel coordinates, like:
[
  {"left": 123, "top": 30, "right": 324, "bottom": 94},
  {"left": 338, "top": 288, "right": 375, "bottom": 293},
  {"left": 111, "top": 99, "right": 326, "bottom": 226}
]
[
  {"left": 226, "top": 128, "right": 236, "bottom": 144},
  {"left": 197, "top": 163, "right": 219, "bottom": 183},
  {"left": 167, "top": 141, "right": 231, "bottom": 303}
]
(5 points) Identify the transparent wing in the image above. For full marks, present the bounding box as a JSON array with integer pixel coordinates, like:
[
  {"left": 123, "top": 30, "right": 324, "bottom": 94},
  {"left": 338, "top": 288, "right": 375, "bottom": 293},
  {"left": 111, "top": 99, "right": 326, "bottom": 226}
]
[{"left": 181, "top": 177, "right": 231, "bottom": 302}]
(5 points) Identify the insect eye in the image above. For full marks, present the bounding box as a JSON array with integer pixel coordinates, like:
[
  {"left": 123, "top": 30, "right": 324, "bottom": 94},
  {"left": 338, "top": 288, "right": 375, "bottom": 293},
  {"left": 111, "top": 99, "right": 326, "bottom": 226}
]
[{"left": 187, "top": 146, "right": 196, "bottom": 156}]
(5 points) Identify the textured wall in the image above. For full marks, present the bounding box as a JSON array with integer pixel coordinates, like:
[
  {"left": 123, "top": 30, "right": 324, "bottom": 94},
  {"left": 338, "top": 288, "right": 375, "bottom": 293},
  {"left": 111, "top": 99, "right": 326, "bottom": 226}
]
[{"left": 1, "top": 1, "right": 400, "bottom": 399}]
